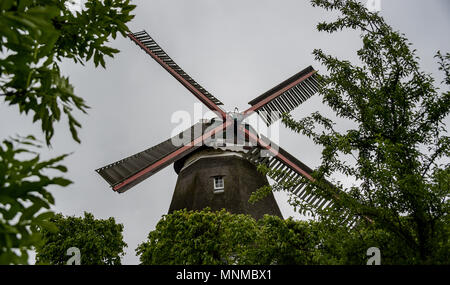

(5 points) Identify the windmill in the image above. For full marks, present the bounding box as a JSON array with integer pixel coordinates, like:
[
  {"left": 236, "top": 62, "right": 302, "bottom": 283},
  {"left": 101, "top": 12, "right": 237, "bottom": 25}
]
[{"left": 95, "top": 30, "right": 333, "bottom": 219}]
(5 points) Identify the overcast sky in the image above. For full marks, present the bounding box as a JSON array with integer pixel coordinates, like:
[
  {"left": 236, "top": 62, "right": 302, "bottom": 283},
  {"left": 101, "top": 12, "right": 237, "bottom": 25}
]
[{"left": 1, "top": 0, "right": 449, "bottom": 264}]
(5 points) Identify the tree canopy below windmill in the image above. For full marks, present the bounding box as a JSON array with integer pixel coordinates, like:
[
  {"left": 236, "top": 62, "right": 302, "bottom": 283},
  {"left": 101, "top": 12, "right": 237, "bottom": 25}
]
[
  {"left": 35, "top": 212, "right": 127, "bottom": 265},
  {"left": 137, "top": 209, "right": 324, "bottom": 265}
]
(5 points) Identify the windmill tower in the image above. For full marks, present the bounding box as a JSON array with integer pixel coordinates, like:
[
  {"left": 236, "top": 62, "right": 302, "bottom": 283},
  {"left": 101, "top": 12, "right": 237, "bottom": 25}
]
[{"left": 96, "top": 30, "right": 328, "bottom": 219}]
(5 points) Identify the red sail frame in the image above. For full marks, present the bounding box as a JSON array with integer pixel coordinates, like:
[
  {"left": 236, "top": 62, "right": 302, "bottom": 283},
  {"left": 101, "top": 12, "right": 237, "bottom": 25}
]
[
  {"left": 128, "top": 32, "right": 227, "bottom": 119},
  {"left": 112, "top": 120, "right": 232, "bottom": 192}
]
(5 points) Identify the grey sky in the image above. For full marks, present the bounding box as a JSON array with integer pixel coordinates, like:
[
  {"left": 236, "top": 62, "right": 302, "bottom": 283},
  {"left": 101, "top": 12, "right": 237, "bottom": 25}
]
[{"left": 0, "top": 0, "right": 449, "bottom": 265}]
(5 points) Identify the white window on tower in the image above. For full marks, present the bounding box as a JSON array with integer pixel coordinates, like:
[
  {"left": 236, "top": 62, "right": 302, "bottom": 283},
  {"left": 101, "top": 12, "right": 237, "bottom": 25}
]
[{"left": 213, "top": 176, "right": 224, "bottom": 194}]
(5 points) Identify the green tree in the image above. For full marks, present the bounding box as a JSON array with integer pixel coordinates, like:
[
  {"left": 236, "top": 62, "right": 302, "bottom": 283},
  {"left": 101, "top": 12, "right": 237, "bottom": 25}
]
[
  {"left": 250, "top": 215, "right": 321, "bottom": 265},
  {"left": 35, "top": 212, "right": 127, "bottom": 265},
  {"left": 307, "top": 217, "right": 439, "bottom": 265},
  {"left": 1, "top": 0, "right": 136, "bottom": 144},
  {"left": 0, "top": 0, "right": 135, "bottom": 264},
  {"left": 257, "top": 0, "right": 449, "bottom": 264},
  {"left": 0, "top": 135, "right": 70, "bottom": 264},
  {"left": 136, "top": 209, "right": 323, "bottom": 265},
  {"left": 136, "top": 209, "right": 260, "bottom": 265}
]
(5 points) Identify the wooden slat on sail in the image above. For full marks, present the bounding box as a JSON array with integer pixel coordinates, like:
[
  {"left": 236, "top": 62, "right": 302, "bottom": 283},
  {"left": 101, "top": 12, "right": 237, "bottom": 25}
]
[
  {"left": 246, "top": 66, "right": 320, "bottom": 126},
  {"left": 96, "top": 121, "right": 218, "bottom": 193}
]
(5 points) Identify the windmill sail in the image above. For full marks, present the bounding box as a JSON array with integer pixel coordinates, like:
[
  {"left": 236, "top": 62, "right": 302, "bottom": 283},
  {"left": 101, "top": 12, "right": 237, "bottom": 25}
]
[
  {"left": 96, "top": 121, "right": 221, "bottom": 193},
  {"left": 129, "top": 30, "right": 226, "bottom": 118},
  {"left": 245, "top": 66, "right": 320, "bottom": 126},
  {"left": 242, "top": 132, "right": 335, "bottom": 211}
]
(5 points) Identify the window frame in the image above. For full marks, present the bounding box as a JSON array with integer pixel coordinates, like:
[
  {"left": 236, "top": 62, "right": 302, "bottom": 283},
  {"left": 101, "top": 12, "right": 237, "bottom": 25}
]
[{"left": 213, "top": 176, "right": 224, "bottom": 193}]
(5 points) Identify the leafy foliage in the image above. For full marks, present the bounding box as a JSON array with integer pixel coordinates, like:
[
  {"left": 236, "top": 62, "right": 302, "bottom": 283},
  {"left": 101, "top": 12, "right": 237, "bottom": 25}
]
[
  {"left": 35, "top": 212, "right": 127, "bottom": 265},
  {"left": 138, "top": 209, "right": 449, "bottom": 265},
  {"left": 136, "top": 209, "right": 259, "bottom": 265},
  {"left": 0, "top": 135, "right": 70, "bottom": 264},
  {"left": 0, "top": 0, "right": 135, "bottom": 265},
  {"left": 253, "top": 0, "right": 449, "bottom": 264},
  {"left": 251, "top": 215, "right": 321, "bottom": 265},
  {"left": 136, "top": 209, "right": 324, "bottom": 265},
  {"left": 0, "top": 0, "right": 136, "bottom": 145}
]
